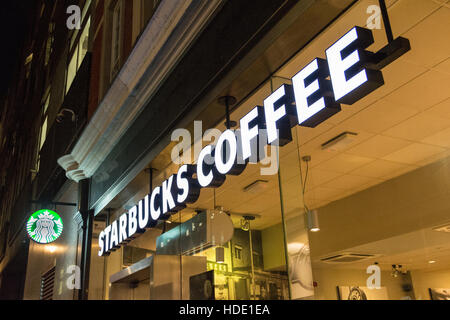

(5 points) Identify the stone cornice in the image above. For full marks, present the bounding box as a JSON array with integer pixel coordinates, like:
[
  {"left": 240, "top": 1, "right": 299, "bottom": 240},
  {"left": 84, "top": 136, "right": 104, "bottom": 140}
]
[{"left": 58, "top": 0, "right": 223, "bottom": 182}]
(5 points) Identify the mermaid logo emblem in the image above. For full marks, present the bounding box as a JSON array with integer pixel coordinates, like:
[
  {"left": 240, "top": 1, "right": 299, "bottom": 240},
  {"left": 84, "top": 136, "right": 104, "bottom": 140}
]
[{"left": 26, "top": 209, "right": 63, "bottom": 244}]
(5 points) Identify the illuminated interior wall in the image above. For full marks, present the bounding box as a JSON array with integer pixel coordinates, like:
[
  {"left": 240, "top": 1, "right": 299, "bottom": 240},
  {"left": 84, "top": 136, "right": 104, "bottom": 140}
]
[
  {"left": 306, "top": 155, "right": 450, "bottom": 300},
  {"left": 261, "top": 223, "right": 286, "bottom": 271},
  {"left": 411, "top": 270, "right": 450, "bottom": 300},
  {"left": 312, "top": 268, "right": 408, "bottom": 300},
  {"left": 308, "top": 156, "right": 450, "bottom": 258}
]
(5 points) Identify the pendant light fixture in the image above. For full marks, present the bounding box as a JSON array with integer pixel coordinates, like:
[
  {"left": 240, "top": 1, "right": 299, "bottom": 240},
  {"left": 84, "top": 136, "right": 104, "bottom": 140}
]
[{"left": 306, "top": 209, "right": 320, "bottom": 232}]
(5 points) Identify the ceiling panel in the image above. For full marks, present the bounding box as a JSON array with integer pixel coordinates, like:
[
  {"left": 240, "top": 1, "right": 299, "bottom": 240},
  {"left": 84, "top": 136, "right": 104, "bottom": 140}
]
[
  {"left": 340, "top": 99, "right": 419, "bottom": 134},
  {"left": 322, "top": 174, "right": 384, "bottom": 192},
  {"left": 304, "top": 168, "right": 344, "bottom": 187},
  {"left": 434, "top": 57, "right": 450, "bottom": 74},
  {"left": 389, "top": 0, "right": 442, "bottom": 38},
  {"left": 383, "top": 112, "right": 450, "bottom": 141},
  {"left": 314, "top": 153, "right": 374, "bottom": 174},
  {"left": 426, "top": 98, "right": 450, "bottom": 119},
  {"left": 384, "top": 70, "right": 450, "bottom": 112},
  {"left": 401, "top": 6, "right": 450, "bottom": 68},
  {"left": 296, "top": 122, "right": 335, "bottom": 146},
  {"left": 348, "top": 59, "right": 428, "bottom": 109},
  {"left": 350, "top": 159, "right": 417, "bottom": 179},
  {"left": 421, "top": 127, "right": 450, "bottom": 148},
  {"left": 382, "top": 143, "right": 446, "bottom": 165},
  {"left": 416, "top": 149, "right": 450, "bottom": 167},
  {"left": 347, "top": 135, "right": 411, "bottom": 159}
]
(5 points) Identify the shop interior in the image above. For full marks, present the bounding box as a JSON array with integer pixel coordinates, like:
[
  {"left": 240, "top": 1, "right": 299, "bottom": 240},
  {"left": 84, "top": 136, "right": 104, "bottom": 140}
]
[{"left": 91, "top": 0, "right": 450, "bottom": 300}]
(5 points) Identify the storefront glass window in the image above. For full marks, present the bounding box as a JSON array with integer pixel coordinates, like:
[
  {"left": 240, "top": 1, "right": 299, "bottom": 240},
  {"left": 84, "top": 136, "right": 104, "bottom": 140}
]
[
  {"left": 66, "top": 16, "right": 90, "bottom": 94},
  {"left": 100, "top": 0, "right": 450, "bottom": 301},
  {"left": 271, "top": 0, "right": 450, "bottom": 301},
  {"left": 162, "top": 101, "right": 291, "bottom": 300}
]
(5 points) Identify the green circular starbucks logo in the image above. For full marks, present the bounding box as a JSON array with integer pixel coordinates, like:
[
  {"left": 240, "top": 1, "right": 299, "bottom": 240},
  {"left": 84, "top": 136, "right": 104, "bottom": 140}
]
[{"left": 26, "top": 209, "right": 63, "bottom": 244}]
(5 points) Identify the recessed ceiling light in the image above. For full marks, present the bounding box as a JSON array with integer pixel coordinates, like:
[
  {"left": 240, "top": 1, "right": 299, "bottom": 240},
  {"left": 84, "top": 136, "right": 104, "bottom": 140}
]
[
  {"left": 321, "top": 132, "right": 358, "bottom": 152},
  {"left": 428, "top": 260, "right": 436, "bottom": 264},
  {"left": 243, "top": 180, "right": 269, "bottom": 194},
  {"left": 433, "top": 224, "right": 450, "bottom": 233}
]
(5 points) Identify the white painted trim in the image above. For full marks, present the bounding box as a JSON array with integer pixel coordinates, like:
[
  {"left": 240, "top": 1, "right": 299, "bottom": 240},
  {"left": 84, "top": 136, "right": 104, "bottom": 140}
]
[{"left": 58, "top": 0, "right": 223, "bottom": 185}]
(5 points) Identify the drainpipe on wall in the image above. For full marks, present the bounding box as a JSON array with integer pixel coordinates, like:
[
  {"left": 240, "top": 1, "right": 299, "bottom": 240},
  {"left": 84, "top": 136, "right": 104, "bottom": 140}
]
[{"left": 78, "top": 178, "right": 93, "bottom": 300}]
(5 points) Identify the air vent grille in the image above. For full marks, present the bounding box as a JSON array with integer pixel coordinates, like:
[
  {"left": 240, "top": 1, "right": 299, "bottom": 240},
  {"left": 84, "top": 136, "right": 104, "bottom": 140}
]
[
  {"left": 321, "top": 132, "right": 358, "bottom": 151},
  {"left": 40, "top": 266, "right": 55, "bottom": 300}
]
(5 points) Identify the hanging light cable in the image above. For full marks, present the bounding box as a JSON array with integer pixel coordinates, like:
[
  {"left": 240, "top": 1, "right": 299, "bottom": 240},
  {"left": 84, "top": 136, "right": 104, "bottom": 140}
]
[{"left": 301, "top": 155, "right": 320, "bottom": 232}]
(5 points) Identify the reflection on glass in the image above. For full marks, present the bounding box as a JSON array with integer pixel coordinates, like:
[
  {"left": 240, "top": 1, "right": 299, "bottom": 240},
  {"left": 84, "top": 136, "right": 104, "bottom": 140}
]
[{"left": 78, "top": 18, "right": 90, "bottom": 67}]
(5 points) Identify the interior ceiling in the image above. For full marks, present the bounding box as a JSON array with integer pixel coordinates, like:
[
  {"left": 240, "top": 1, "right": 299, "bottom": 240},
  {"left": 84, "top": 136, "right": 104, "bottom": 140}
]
[
  {"left": 105, "top": 0, "right": 450, "bottom": 271},
  {"left": 188, "top": 0, "right": 450, "bottom": 220},
  {"left": 311, "top": 226, "right": 450, "bottom": 273},
  {"left": 274, "top": 0, "right": 450, "bottom": 211},
  {"left": 187, "top": 0, "right": 450, "bottom": 270}
]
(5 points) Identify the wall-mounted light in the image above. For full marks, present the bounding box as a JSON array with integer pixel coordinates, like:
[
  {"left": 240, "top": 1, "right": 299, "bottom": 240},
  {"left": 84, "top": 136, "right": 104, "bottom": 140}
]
[
  {"left": 391, "top": 264, "right": 407, "bottom": 278},
  {"left": 56, "top": 108, "right": 77, "bottom": 123},
  {"left": 306, "top": 209, "right": 320, "bottom": 232},
  {"left": 46, "top": 245, "right": 57, "bottom": 254}
]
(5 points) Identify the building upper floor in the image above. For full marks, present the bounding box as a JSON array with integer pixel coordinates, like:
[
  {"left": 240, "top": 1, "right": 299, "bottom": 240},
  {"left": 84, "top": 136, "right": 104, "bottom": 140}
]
[{"left": 0, "top": 0, "right": 164, "bottom": 246}]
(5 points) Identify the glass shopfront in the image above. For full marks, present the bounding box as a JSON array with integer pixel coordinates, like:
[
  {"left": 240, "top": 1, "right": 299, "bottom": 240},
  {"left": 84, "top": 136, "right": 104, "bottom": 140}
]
[{"left": 93, "top": 0, "right": 450, "bottom": 301}]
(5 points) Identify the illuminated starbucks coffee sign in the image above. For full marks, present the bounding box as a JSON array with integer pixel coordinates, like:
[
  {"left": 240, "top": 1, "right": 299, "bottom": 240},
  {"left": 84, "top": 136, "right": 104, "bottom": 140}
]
[
  {"left": 26, "top": 209, "right": 64, "bottom": 244},
  {"left": 98, "top": 26, "right": 410, "bottom": 256}
]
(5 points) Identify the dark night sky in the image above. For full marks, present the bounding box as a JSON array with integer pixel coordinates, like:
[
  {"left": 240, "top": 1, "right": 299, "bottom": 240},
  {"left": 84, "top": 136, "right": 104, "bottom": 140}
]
[{"left": 0, "top": 1, "right": 34, "bottom": 101}]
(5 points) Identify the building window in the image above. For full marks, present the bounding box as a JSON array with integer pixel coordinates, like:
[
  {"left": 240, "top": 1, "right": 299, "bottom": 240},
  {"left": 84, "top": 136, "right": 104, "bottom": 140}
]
[
  {"left": 24, "top": 53, "right": 33, "bottom": 79},
  {"left": 66, "top": 0, "right": 92, "bottom": 94},
  {"left": 66, "top": 17, "right": 90, "bottom": 94},
  {"left": 253, "top": 252, "right": 261, "bottom": 268},
  {"left": 234, "top": 245, "right": 242, "bottom": 260},
  {"left": 35, "top": 92, "right": 50, "bottom": 175},
  {"left": 142, "top": 0, "right": 160, "bottom": 27},
  {"left": 40, "top": 93, "right": 50, "bottom": 149},
  {"left": 110, "top": 0, "right": 123, "bottom": 80},
  {"left": 44, "top": 23, "right": 55, "bottom": 67}
]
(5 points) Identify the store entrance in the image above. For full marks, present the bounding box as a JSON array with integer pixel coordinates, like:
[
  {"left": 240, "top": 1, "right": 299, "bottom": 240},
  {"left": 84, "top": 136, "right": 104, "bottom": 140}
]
[
  {"left": 109, "top": 255, "right": 151, "bottom": 300},
  {"left": 162, "top": 150, "right": 292, "bottom": 300},
  {"left": 104, "top": 157, "right": 294, "bottom": 300}
]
